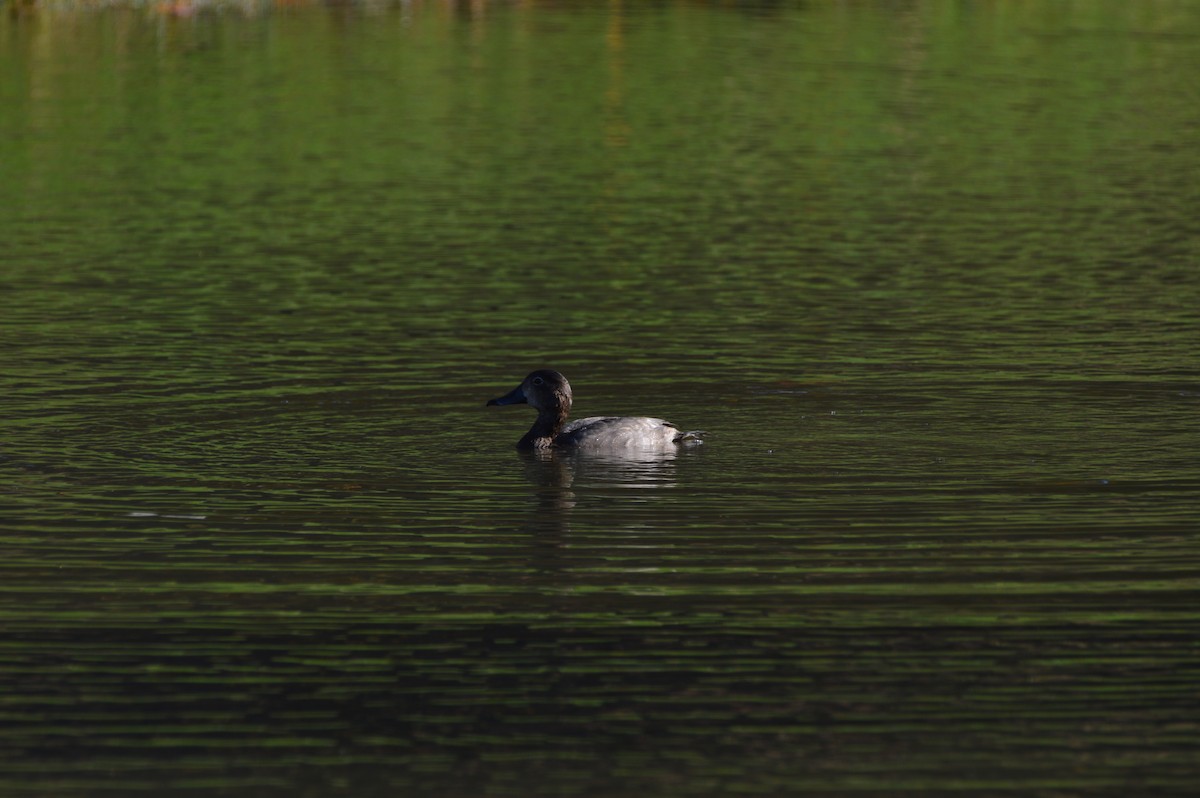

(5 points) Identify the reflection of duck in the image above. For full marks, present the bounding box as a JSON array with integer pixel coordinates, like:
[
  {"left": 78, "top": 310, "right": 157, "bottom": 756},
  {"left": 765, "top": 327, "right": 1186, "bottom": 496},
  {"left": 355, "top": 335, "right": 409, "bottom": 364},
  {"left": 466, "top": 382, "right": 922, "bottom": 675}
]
[{"left": 487, "top": 370, "right": 702, "bottom": 452}]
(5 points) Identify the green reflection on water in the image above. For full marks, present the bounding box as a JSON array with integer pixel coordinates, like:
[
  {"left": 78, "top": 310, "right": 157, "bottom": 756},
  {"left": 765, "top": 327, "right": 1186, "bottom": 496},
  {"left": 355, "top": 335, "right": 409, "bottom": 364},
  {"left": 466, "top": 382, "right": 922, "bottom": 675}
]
[{"left": 2, "top": 1, "right": 1200, "bottom": 795}]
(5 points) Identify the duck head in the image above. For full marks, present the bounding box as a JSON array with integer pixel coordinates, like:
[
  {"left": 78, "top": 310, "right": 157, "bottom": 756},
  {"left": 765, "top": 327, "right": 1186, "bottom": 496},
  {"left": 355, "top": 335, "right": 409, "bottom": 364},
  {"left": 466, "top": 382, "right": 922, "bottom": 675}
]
[
  {"left": 487, "top": 370, "right": 574, "bottom": 449},
  {"left": 487, "top": 369, "right": 573, "bottom": 414}
]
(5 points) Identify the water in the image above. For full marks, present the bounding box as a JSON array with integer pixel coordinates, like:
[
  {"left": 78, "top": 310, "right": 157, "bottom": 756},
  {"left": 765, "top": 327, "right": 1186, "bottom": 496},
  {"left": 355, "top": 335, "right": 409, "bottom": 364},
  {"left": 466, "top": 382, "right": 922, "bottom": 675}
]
[{"left": 2, "top": 1, "right": 1199, "bottom": 794}]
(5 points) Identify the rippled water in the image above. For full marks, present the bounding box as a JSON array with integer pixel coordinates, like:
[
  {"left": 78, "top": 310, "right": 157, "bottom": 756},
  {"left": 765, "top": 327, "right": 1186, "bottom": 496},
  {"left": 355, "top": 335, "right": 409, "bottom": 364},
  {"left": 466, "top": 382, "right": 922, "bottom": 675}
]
[{"left": 3, "top": 1, "right": 1200, "bottom": 795}]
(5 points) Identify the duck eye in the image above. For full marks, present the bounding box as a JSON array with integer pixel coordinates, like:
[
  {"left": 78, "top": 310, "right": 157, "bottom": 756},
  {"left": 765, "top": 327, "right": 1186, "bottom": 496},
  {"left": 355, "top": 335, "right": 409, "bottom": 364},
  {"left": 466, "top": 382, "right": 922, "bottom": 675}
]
[{"left": 531, "top": 376, "right": 544, "bottom": 386}]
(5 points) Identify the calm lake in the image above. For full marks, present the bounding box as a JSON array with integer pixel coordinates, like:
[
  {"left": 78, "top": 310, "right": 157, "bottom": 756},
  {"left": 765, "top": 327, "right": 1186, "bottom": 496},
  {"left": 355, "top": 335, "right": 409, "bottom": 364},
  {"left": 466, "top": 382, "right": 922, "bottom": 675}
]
[{"left": 2, "top": 1, "right": 1199, "bottom": 795}]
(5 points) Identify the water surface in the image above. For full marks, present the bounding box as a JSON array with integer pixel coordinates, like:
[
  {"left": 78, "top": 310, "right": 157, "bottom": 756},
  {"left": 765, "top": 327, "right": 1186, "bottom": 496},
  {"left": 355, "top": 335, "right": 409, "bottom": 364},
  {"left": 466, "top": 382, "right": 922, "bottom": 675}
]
[{"left": 2, "top": 1, "right": 1199, "bottom": 795}]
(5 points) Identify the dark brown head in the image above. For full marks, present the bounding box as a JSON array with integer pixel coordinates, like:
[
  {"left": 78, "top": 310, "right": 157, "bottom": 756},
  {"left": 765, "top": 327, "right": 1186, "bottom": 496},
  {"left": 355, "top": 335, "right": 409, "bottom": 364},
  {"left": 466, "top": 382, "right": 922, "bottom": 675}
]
[{"left": 486, "top": 369, "right": 573, "bottom": 415}]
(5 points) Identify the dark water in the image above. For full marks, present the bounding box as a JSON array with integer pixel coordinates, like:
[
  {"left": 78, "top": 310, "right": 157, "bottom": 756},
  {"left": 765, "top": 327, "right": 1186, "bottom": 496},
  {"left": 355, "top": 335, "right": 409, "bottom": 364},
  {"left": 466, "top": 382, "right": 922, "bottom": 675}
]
[{"left": 3, "top": 1, "right": 1199, "bottom": 795}]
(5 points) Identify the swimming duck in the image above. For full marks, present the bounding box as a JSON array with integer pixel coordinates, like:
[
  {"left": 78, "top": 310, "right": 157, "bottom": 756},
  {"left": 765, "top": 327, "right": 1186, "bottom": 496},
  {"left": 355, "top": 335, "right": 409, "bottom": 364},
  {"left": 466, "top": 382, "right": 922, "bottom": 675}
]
[{"left": 487, "top": 369, "right": 700, "bottom": 451}]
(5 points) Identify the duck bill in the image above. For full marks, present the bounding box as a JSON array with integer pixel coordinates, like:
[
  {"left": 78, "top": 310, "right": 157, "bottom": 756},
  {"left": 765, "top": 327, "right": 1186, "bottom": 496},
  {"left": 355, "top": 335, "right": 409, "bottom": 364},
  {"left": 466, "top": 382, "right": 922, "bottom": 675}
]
[{"left": 486, "top": 385, "right": 528, "bottom": 407}]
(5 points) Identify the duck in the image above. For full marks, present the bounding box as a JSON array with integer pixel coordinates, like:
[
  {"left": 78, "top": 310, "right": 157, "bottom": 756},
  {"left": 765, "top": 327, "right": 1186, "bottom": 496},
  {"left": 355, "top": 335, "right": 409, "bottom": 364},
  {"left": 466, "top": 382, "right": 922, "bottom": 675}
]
[{"left": 487, "top": 369, "right": 701, "bottom": 452}]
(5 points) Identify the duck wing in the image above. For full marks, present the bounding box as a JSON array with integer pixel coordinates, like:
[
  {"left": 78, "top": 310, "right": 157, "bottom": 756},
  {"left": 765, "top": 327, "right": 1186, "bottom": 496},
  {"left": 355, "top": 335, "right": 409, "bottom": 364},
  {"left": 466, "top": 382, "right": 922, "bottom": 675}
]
[{"left": 558, "top": 416, "right": 681, "bottom": 449}]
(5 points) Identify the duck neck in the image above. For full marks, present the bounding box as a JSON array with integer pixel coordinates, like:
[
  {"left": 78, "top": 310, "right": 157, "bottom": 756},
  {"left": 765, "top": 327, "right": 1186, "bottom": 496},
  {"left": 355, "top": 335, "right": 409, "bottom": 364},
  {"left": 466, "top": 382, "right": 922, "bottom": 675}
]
[{"left": 518, "top": 406, "right": 570, "bottom": 451}]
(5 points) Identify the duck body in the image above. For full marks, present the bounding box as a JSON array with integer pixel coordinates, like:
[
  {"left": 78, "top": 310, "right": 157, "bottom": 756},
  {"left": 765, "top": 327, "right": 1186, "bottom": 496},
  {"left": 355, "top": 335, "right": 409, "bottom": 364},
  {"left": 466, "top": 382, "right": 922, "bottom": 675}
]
[
  {"left": 559, "top": 415, "right": 682, "bottom": 449},
  {"left": 487, "top": 369, "right": 699, "bottom": 452}
]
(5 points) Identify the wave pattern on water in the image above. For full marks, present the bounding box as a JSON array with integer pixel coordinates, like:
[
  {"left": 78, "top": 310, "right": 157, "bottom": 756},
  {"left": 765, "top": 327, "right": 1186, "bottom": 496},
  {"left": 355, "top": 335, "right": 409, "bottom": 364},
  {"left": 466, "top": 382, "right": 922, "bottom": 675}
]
[{"left": 2, "top": 1, "right": 1200, "bottom": 795}]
